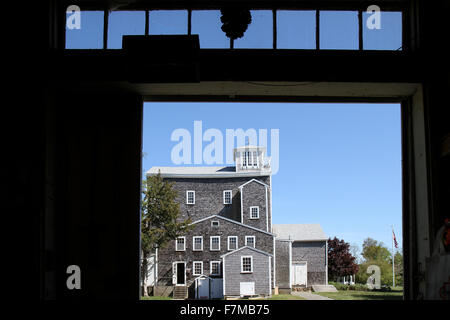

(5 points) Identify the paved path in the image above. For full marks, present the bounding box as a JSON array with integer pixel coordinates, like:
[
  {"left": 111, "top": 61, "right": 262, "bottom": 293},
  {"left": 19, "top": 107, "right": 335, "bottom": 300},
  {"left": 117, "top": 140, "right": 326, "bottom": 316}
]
[{"left": 291, "top": 291, "right": 333, "bottom": 300}]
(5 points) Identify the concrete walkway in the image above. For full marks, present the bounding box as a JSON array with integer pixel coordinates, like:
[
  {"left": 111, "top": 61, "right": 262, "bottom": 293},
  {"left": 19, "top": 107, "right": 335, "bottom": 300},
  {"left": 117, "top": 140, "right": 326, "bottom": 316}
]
[{"left": 291, "top": 291, "right": 333, "bottom": 300}]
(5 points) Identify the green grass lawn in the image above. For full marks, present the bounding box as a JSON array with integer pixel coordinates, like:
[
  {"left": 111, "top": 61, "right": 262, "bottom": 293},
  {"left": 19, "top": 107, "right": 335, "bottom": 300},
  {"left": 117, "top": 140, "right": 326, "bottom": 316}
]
[
  {"left": 141, "top": 296, "right": 173, "bottom": 300},
  {"left": 266, "top": 294, "right": 306, "bottom": 300},
  {"left": 142, "top": 294, "right": 305, "bottom": 300},
  {"left": 315, "top": 288, "right": 403, "bottom": 300}
]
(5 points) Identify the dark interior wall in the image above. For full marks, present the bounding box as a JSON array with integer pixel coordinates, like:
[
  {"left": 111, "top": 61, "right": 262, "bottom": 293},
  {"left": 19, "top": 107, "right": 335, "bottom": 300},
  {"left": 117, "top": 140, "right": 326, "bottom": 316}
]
[
  {"left": 48, "top": 91, "right": 143, "bottom": 300},
  {"left": 418, "top": 0, "right": 450, "bottom": 246},
  {"left": 417, "top": 0, "right": 450, "bottom": 294}
]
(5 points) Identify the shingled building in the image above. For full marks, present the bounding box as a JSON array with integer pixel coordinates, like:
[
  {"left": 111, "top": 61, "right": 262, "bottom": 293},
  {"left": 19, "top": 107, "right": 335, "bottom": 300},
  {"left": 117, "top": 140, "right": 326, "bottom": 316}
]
[{"left": 147, "top": 146, "right": 328, "bottom": 299}]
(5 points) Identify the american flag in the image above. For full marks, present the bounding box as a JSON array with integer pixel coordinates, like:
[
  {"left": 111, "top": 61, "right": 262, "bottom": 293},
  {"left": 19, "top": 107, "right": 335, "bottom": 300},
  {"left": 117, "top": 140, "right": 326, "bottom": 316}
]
[{"left": 392, "top": 229, "right": 398, "bottom": 249}]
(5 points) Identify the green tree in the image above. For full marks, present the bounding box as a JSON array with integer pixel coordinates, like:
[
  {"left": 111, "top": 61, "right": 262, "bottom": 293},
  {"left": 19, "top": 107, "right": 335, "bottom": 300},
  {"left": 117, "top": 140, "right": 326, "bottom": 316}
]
[
  {"left": 394, "top": 251, "right": 403, "bottom": 286},
  {"left": 356, "top": 259, "right": 393, "bottom": 287},
  {"left": 141, "top": 172, "right": 193, "bottom": 296},
  {"left": 356, "top": 237, "right": 398, "bottom": 287},
  {"left": 361, "top": 238, "right": 391, "bottom": 263}
]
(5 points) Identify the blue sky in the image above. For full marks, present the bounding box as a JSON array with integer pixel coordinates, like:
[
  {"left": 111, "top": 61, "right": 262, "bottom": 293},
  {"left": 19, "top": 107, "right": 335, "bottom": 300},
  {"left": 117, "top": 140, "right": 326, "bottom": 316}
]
[
  {"left": 143, "top": 103, "right": 403, "bottom": 255},
  {"left": 65, "top": 9, "right": 403, "bottom": 255}
]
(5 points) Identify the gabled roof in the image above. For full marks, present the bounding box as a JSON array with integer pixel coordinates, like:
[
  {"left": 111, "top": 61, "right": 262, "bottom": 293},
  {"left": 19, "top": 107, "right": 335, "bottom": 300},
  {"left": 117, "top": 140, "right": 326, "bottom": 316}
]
[
  {"left": 146, "top": 166, "right": 270, "bottom": 178},
  {"left": 238, "top": 178, "right": 269, "bottom": 188},
  {"left": 190, "top": 215, "right": 275, "bottom": 236},
  {"left": 273, "top": 224, "right": 327, "bottom": 241},
  {"left": 221, "top": 246, "right": 273, "bottom": 258}
]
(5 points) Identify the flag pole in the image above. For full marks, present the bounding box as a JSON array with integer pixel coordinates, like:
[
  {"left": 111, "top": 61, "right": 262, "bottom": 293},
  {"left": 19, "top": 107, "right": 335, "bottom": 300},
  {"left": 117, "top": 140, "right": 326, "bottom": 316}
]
[{"left": 392, "top": 225, "right": 395, "bottom": 288}]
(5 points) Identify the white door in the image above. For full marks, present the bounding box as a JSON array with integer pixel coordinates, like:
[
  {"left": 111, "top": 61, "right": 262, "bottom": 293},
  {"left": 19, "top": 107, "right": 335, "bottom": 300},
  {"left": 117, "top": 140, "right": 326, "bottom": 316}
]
[
  {"left": 240, "top": 282, "right": 255, "bottom": 296},
  {"left": 292, "top": 262, "right": 307, "bottom": 286}
]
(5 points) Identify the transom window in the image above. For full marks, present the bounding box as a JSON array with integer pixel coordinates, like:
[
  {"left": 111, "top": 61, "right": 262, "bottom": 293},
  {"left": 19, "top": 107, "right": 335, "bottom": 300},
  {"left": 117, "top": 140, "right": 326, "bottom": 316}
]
[
  {"left": 175, "top": 237, "right": 186, "bottom": 251},
  {"left": 65, "top": 9, "right": 403, "bottom": 51},
  {"left": 241, "top": 256, "right": 253, "bottom": 273},
  {"left": 228, "top": 236, "right": 238, "bottom": 251},
  {"left": 210, "top": 261, "right": 221, "bottom": 275},
  {"left": 210, "top": 236, "right": 220, "bottom": 251},
  {"left": 223, "top": 190, "right": 232, "bottom": 204},
  {"left": 193, "top": 236, "right": 203, "bottom": 251},
  {"left": 250, "top": 206, "right": 259, "bottom": 219},
  {"left": 193, "top": 261, "right": 203, "bottom": 275},
  {"left": 245, "top": 236, "right": 255, "bottom": 248},
  {"left": 186, "top": 190, "right": 195, "bottom": 204}
]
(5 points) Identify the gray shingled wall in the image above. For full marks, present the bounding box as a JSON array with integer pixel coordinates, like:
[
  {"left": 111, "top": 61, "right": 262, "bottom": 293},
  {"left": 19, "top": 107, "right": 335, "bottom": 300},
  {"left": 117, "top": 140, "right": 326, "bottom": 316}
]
[
  {"left": 241, "top": 180, "right": 270, "bottom": 231},
  {"left": 164, "top": 176, "right": 270, "bottom": 225},
  {"left": 275, "top": 240, "right": 291, "bottom": 288},
  {"left": 156, "top": 216, "right": 274, "bottom": 287},
  {"left": 291, "top": 241, "right": 327, "bottom": 285},
  {"left": 223, "top": 247, "right": 272, "bottom": 296}
]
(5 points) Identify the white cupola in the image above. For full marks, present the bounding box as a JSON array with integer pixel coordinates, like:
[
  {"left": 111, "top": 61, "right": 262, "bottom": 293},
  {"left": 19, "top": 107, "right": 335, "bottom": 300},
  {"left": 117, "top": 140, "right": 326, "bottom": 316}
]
[{"left": 233, "top": 146, "right": 271, "bottom": 173}]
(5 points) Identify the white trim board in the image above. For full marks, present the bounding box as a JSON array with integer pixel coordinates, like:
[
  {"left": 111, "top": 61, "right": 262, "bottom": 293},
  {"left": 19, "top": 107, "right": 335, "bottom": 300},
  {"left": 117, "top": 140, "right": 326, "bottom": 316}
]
[
  {"left": 238, "top": 178, "right": 270, "bottom": 188},
  {"left": 221, "top": 245, "right": 273, "bottom": 258},
  {"left": 190, "top": 214, "right": 275, "bottom": 236}
]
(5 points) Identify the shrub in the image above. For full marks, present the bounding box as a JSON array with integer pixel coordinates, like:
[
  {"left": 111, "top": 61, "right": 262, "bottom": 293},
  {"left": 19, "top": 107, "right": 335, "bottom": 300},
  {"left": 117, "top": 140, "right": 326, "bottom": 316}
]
[
  {"left": 329, "top": 281, "right": 370, "bottom": 291},
  {"left": 329, "top": 281, "right": 349, "bottom": 291},
  {"left": 354, "top": 283, "right": 369, "bottom": 291}
]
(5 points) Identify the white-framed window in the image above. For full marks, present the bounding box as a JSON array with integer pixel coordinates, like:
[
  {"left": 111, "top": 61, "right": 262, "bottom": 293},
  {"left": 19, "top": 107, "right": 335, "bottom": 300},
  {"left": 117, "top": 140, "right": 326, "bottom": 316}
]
[
  {"left": 242, "top": 151, "right": 259, "bottom": 168},
  {"left": 241, "top": 256, "right": 253, "bottom": 273},
  {"left": 186, "top": 190, "right": 195, "bottom": 204},
  {"left": 223, "top": 190, "right": 232, "bottom": 204},
  {"left": 193, "top": 261, "right": 203, "bottom": 276},
  {"left": 249, "top": 206, "right": 259, "bottom": 219},
  {"left": 210, "top": 236, "right": 220, "bottom": 251},
  {"left": 245, "top": 236, "right": 255, "bottom": 248},
  {"left": 210, "top": 261, "right": 221, "bottom": 275},
  {"left": 211, "top": 220, "right": 219, "bottom": 228},
  {"left": 252, "top": 151, "right": 259, "bottom": 167},
  {"left": 193, "top": 236, "right": 203, "bottom": 251},
  {"left": 227, "top": 236, "right": 238, "bottom": 251},
  {"left": 242, "top": 151, "right": 248, "bottom": 167},
  {"left": 175, "top": 236, "right": 186, "bottom": 251}
]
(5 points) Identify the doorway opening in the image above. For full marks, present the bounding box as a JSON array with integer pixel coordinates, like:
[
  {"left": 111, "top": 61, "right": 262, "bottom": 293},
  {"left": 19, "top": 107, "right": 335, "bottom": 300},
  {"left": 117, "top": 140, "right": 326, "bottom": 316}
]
[
  {"left": 175, "top": 262, "right": 186, "bottom": 286},
  {"left": 141, "top": 101, "right": 403, "bottom": 300}
]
